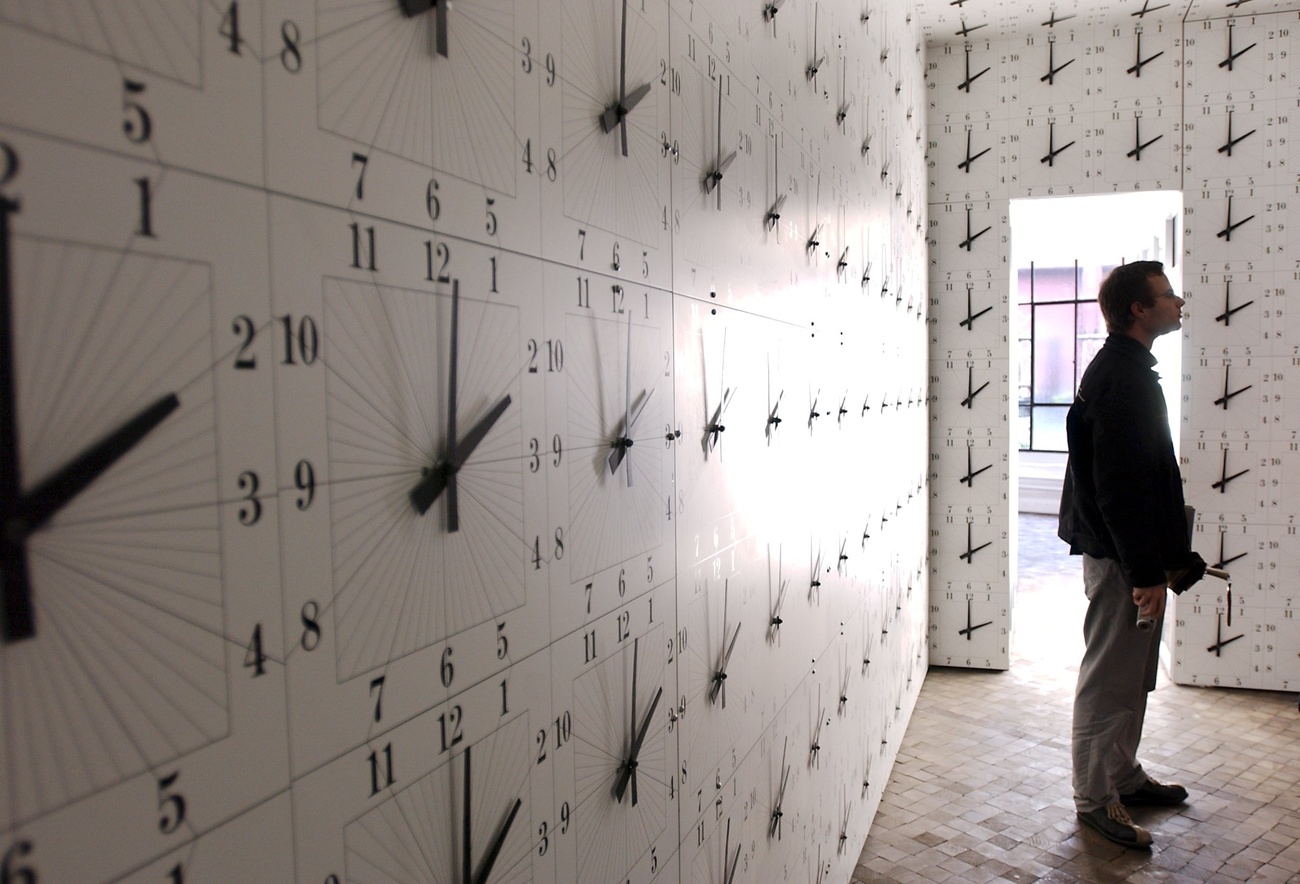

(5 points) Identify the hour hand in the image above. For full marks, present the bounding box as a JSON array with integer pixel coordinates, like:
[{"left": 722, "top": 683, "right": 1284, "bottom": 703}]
[
  {"left": 409, "top": 394, "right": 512, "bottom": 518},
  {"left": 21, "top": 392, "right": 180, "bottom": 532},
  {"left": 608, "top": 388, "right": 654, "bottom": 476},
  {"left": 600, "top": 82, "right": 652, "bottom": 133},
  {"left": 614, "top": 685, "right": 663, "bottom": 804}
]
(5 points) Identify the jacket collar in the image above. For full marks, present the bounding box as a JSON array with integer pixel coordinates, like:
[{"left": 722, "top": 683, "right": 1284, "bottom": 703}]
[{"left": 1101, "top": 332, "right": 1157, "bottom": 370}]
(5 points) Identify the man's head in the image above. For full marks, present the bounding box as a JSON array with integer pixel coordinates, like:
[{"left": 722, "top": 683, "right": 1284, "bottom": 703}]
[{"left": 1098, "top": 261, "right": 1183, "bottom": 346}]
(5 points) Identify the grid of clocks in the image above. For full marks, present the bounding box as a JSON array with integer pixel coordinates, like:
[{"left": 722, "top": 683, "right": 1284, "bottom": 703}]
[
  {"left": 0, "top": 1, "right": 930, "bottom": 881},
  {"left": 926, "top": 4, "right": 1300, "bottom": 690}
]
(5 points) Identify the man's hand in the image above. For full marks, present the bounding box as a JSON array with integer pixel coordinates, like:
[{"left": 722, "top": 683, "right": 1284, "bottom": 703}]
[{"left": 1133, "top": 584, "right": 1168, "bottom": 621}]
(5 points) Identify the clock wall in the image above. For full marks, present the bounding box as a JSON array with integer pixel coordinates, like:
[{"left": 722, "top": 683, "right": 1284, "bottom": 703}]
[
  {"left": 927, "top": 5, "right": 1300, "bottom": 690},
  {"left": 0, "top": 1, "right": 930, "bottom": 880}
]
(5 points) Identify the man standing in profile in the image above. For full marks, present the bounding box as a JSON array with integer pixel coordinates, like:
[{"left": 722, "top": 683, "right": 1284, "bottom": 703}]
[{"left": 1058, "top": 260, "right": 1192, "bottom": 849}]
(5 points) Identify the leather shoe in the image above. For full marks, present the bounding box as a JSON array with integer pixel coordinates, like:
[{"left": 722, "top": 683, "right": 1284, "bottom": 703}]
[
  {"left": 1077, "top": 804, "right": 1153, "bottom": 849},
  {"left": 1119, "top": 776, "right": 1188, "bottom": 807}
]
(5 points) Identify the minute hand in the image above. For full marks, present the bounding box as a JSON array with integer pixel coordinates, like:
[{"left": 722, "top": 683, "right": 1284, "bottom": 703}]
[
  {"left": 613, "top": 685, "right": 663, "bottom": 804},
  {"left": 409, "top": 394, "right": 512, "bottom": 517}
]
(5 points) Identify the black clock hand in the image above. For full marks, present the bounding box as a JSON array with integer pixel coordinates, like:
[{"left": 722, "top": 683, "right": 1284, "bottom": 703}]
[
  {"left": 770, "top": 738, "right": 790, "bottom": 837},
  {"left": 960, "top": 366, "right": 989, "bottom": 407},
  {"left": 1040, "top": 41, "right": 1074, "bottom": 83},
  {"left": 1207, "top": 612, "right": 1244, "bottom": 656},
  {"left": 0, "top": 195, "right": 31, "bottom": 642},
  {"left": 474, "top": 797, "right": 522, "bottom": 884},
  {"left": 1042, "top": 10, "right": 1077, "bottom": 25},
  {"left": 959, "top": 522, "right": 992, "bottom": 562},
  {"left": 724, "top": 819, "right": 741, "bottom": 884},
  {"left": 409, "top": 394, "right": 512, "bottom": 518},
  {"left": 1127, "top": 32, "right": 1164, "bottom": 76},
  {"left": 955, "top": 19, "right": 987, "bottom": 37},
  {"left": 599, "top": 0, "right": 652, "bottom": 157},
  {"left": 1217, "top": 111, "right": 1256, "bottom": 156},
  {"left": 1214, "top": 365, "right": 1252, "bottom": 409},
  {"left": 960, "top": 286, "right": 993, "bottom": 329},
  {"left": 957, "top": 46, "right": 990, "bottom": 92},
  {"left": 710, "top": 619, "right": 741, "bottom": 706},
  {"left": 1126, "top": 116, "right": 1164, "bottom": 159},
  {"left": 1130, "top": 0, "right": 1169, "bottom": 16},
  {"left": 1215, "top": 532, "right": 1248, "bottom": 570},
  {"left": 19, "top": 392, "right": 180, "bottom": 535},
  {"left": 1215, "top": 280, "right": 1253, "bottom": 324},
  {"left": 837, "top": 247, "right": 849, "bottom": 275},
  {"left": 960, "top": 444, "right": 992, "bottom": 485},
  {"left": 806, "top": 223, "right": 823, "bottom": 254},
  {"left": 957, "top": 130, "right": 991, "bottom": 172},
  {"left": 399, "top": 0, "right": 449, "bottom": 58},
  {"left": 1212, "top": 448, "right": 1249, "bottom": 492},
  {"left": 615, "top": 681, "right": 662, "bottom": 805},
  {"left": 765, "top": 193, "right": 786, "bottom": 230},
  {"left": 1216, "top": 196, "right": 1255, "bottom": 240},
  {"left": 764, "top": 0, "right": 787, "bottom": 23},
  {"left": 1219, "top": 26, "right": 1256, "bottom": 71},
  {"left": 808, "top": 391, "right": 821, "bottom": 427},
  {"left": 959, "top": 208, "right": 990, "bottom": 251},
  {"left": 959, "top": 598, "right": 993, "bottom": 638},
  {"left": 1040, "top": 122, "right": 1075, "bottom": 165}
]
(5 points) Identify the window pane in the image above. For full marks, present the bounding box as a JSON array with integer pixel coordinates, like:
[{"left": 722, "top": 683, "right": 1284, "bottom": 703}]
[
  {"left": 1017, "top": 305, "right": 1032, "bottom": 406},
  {"left": 1031, "top": 405, "right": 1069, "bottom": 452},
  {"left": 1031, "top": 265, "right": 1079, "bottom": 303},
  {"left": 1017, "top": 405, "right": 1030, "bottom": 450},
  {"left": 1016, "top": 267, "right": 1032, "bottom": 305},
  {"left": 1033, "top": 303, "right": 1077, "bottom": 404},
  {"left": 1076, "top": 302, "right": 1106, "bottom": 385}
]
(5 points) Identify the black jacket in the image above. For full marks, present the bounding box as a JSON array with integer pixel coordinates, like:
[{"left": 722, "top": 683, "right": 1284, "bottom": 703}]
[{"left": 1058, "top": 333, "right": 1189, "bottom": 588}]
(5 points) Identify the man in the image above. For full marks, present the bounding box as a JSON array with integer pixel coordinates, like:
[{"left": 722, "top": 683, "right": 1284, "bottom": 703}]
[{"left": 1058, "top": 261, "right": 1192, "bottom": 849}]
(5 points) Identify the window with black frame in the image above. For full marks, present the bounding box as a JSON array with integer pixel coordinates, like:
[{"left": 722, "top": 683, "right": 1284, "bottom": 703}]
[{"left": 1015, "top": 261, "right": 1115, "bottom": 451}]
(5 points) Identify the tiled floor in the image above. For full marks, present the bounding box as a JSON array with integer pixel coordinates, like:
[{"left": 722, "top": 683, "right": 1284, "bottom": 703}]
[{"left": 853, "top": 514, "right": 1300, "bottom": 883}]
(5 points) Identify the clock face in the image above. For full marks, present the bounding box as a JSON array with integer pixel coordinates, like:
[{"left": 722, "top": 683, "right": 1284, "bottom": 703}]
[
  {"left": 1102, "top": 23, "right": 1175, "bottom": 111},
  {"left": 1181, "top": 354, "right": 1264, "bottom": 433},
  {"left": 928, "top": 583, "right": 1008, "bottom": 669},
  {"left": 1100, "top": 107, "right": 1175, "bottom": 192},
  {"left": 551, "top": 591, "right": 676, "bottom": 884},
  {"left": 0, "top": 132, "right": 288, "bottom": 877},
  {"left": 289, "top": 651, "right": 553, "bottom": 884},
  {"left": 553, "top": 269, "right": 674, "bottom": 614},
  {"left": 1182, "top": 269, "right": 1264, "bottom": 350},
  {"left": 1181, "top": 435, "right": 1259, "bottom": 516},
  {"left": 1015, "top": 31, "right": 1084, "bottom": 116}
]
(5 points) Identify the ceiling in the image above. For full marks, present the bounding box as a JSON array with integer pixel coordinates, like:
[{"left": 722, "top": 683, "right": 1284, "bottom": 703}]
[{"left": 913, "top": 0, "right": 1300, "bottom": 42}]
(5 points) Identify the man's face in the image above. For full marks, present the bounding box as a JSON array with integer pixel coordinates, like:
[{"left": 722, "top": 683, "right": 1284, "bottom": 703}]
[{"left": 1139, "top": 273, "right": 1184, "bottom": 339}]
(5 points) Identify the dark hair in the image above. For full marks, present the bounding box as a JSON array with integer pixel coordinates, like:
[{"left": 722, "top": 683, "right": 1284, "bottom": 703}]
[{"left": 1097, "top": 260, "right": 1165, "bottom": 332}]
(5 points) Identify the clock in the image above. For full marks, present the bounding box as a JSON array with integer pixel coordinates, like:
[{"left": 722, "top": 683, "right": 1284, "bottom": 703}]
[
  {"left": 262, "top": 0, "right": 544, "bottom": 255},
  {"left": 551, "top": 583, "right": 677, "bottom": 884},
  {"left": 1181, "top": 352, "right": 1265, "bottom": 433},
  {"left": 268, "top": 199, "right": 551, "bottom": 773},
  {"left": 290, "top": 651, "right": 553, "bottom": 883},
  {"left": 1180, "top": 432, "right": 1261, "bottom": 517},
  {"left": 549, "top": 266, "right": 675, "bottom": 629},
  {"left": 1102, "top": 22, "right": 1175, "bottom": 113},
  {"left": 1017, "top": 113, "right": 1087, "bottom": 198},
  {"left": 540, "top": 0, "right": 673, "bottom": 291},
  {"left": 1100, "top": 107, "right": 1176, "bottom": 192},
  {"left": 1015, "top": 30, "right": 1083, "bottom": 117},
  {"left": 0, "top": 133, "right": 289, "bottom": 878},
  {"left": 1171, "top": 584, "right": 1253, "bottom": 689},
  {"left": 1182, "top": 269, "right": 1264, "bottom": 351}
]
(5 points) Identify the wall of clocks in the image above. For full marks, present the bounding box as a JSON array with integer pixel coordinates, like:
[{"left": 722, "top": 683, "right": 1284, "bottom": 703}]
[
  {"left": 927, "top": 2, "right": 1300, "bottom": 690},
  {"left": 0, "top": 1, "right": 930, "bottom": 881}
]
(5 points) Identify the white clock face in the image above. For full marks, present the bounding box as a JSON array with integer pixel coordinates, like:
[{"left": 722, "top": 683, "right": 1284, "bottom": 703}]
[
  {"left": 1100, "top": 107, "right": 1175, "bottom": 192},
  {"left": 1102, "top": 23, "right": 1175, "bottom": 111},
  {"left": 1182, "top": 270, "right": 1264, "bottom": 350},
  {"left": 1015, "top": 31, "right": 1085, "bottom": 117}
]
